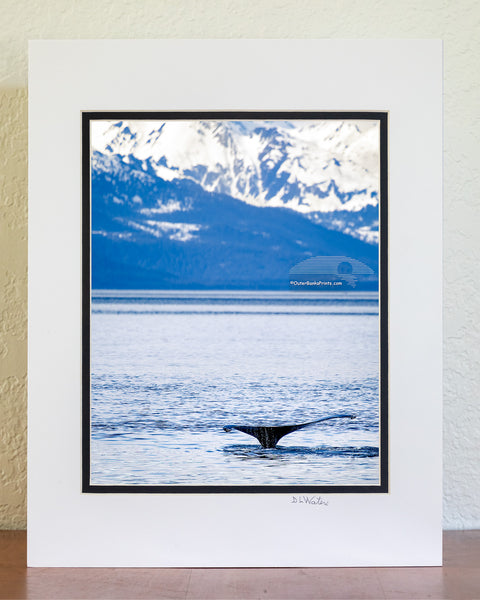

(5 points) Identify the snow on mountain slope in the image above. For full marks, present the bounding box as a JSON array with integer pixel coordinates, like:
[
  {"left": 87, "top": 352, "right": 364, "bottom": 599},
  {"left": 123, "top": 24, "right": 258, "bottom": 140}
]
[
  {"left": 91, "top": 118, "right": 381, "bottom": 243},
  {"left": 90, "top": 153, "right": 378, "bottom": 290}
]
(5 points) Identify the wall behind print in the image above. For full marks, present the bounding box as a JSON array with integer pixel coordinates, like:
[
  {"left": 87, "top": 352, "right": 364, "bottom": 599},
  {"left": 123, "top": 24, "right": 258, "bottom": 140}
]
[{"left": 1, "top": 0, "right": 478, "bottom": 530}]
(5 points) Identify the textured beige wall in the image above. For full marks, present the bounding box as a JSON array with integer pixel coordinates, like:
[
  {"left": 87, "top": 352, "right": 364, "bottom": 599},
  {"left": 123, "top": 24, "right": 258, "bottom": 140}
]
[
  {"left": 1, "top": 0, "right": 479, "bottom": 530},
  {"left": 1, "top": 87, "right": 27, "bottom": 528}
]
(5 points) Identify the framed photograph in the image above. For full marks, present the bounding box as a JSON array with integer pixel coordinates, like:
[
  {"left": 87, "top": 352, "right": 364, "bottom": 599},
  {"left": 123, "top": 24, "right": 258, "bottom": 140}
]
[
  {"left": 83, "top": 111, "right": 388, "bottom": 493},
  {"left": 29, "top": 40, "right": 442, "bottom": 567}
]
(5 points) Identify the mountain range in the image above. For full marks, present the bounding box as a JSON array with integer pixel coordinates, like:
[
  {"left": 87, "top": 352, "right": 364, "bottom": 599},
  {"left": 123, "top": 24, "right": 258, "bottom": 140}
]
[
  {"left": 91, "top": 119, "right": 380, "bottom": 245},
  {"left": 91, "top": 143, "right": 379, "bottom": 290}
]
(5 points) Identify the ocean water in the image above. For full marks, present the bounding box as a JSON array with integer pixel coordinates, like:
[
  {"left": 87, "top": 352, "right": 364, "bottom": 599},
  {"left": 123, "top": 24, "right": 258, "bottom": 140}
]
[{"left": 90, "top": 291, "right": 381, "bottom": 487}]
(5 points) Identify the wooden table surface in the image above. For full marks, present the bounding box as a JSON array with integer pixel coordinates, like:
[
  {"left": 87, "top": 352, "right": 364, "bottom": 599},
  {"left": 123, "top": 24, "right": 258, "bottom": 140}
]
[{"left": 0, "top": 530, "right": 479, "bottom": 599}]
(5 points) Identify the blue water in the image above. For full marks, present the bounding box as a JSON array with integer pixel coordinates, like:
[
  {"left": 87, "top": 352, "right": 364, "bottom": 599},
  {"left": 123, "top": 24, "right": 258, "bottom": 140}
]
[{"left": 90, "top": 291, "right": 380, "bottom": 487}]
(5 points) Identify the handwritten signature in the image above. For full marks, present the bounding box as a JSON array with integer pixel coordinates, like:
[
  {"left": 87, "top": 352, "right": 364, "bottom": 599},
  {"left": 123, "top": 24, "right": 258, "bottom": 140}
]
[{"left": 291, "top": 495, "right": 328, "bottom": 506}]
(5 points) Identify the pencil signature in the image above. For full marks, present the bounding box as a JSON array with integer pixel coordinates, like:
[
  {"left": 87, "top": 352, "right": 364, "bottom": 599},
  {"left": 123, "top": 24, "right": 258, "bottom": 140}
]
[{"left": 290, "top": 495, "right": 328, "bottom": 506}]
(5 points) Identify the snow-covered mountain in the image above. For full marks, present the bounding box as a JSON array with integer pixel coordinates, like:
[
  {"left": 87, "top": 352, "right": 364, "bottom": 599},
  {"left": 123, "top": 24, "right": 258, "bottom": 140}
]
[
  {"left": 91, "top": 153, "right": 378, "bottom": 290},
  {"left": 91, "top": 118, "right": 380, "bottom": 244}
]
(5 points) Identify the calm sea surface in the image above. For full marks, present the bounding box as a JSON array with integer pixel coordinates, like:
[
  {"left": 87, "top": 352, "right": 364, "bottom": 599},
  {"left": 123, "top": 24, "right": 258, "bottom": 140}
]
[{"left": 90, "top": 291, "right": 380, "bottom": 487}]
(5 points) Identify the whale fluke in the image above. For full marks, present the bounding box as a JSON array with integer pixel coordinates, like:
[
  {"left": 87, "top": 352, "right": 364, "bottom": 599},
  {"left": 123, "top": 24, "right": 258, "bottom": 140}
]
[{"left": 223, "top": 413, "right": 356, "bottom": 448}]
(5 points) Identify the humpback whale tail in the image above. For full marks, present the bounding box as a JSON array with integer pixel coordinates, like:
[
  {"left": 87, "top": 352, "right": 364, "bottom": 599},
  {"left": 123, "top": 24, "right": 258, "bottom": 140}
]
[{"left": 223, "top": 414, "right": 356, "bottom": 449}]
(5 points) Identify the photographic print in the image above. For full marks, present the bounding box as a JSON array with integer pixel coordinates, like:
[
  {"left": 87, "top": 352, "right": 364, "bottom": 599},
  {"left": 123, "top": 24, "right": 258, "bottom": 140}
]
[{"left": 82, "top": 112, "right": 388, "bottom": 493}]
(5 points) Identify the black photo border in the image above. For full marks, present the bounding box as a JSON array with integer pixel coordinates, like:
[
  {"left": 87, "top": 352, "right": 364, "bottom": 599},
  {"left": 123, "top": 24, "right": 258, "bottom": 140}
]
[{"left": 82, "top": 111, "right": 388, "bottom": 494}]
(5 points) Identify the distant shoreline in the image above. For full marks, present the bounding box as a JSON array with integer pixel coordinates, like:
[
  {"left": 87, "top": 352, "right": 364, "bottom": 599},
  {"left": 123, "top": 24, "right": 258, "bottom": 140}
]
[{"left": 91, "top": 289, "right": 380, "bottom": 302}]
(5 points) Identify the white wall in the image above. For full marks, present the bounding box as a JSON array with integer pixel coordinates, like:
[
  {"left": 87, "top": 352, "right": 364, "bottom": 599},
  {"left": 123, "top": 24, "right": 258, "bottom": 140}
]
[{"left": 1, "top": 0, "right": 479, "bottom": 530}]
